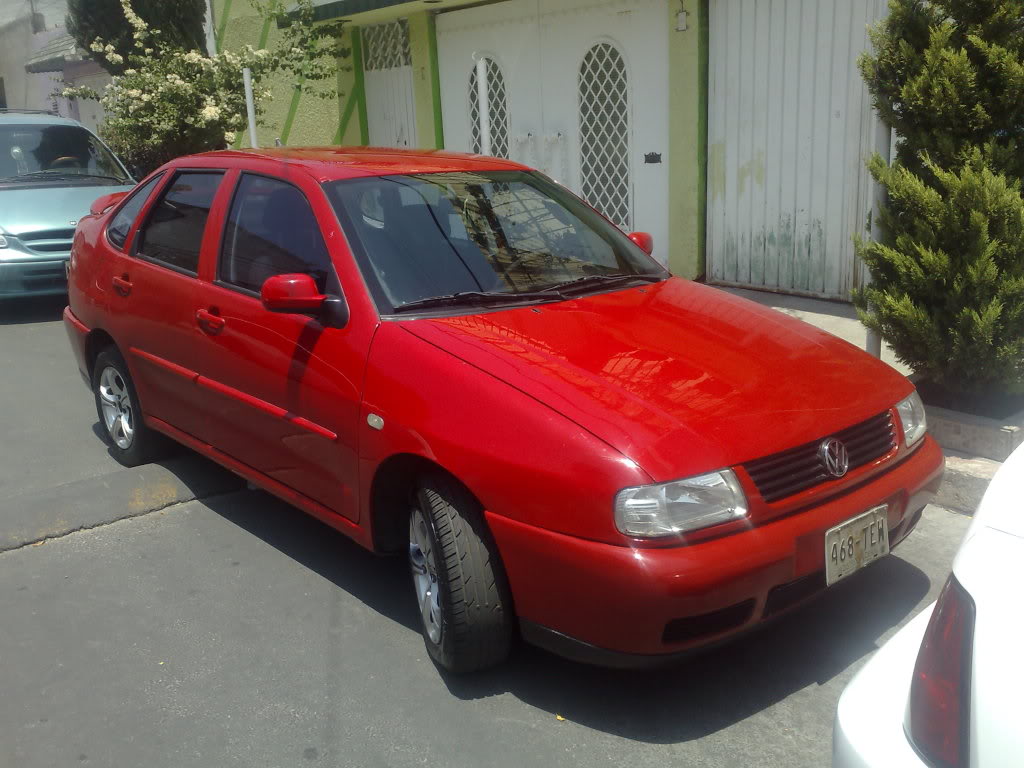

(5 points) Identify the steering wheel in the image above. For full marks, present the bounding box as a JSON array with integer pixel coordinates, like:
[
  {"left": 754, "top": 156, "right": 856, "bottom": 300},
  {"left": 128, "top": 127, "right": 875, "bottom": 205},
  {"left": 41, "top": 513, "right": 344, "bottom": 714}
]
[{"left": 49, "top": 156, "right": 81, "bottom": 170}]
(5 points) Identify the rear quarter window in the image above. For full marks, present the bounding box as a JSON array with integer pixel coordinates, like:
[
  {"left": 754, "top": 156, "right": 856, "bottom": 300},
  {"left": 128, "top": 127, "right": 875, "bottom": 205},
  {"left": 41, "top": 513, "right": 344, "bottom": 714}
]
[{"left": 106, "top": 173, "right": 164, "bottom": 251}]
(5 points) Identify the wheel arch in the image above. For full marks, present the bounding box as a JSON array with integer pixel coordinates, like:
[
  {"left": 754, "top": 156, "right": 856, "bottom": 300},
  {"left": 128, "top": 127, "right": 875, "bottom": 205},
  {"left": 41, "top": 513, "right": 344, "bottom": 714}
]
[
  {"left": 369, "top": 452, "right": 485, "bottom": 554},
  {"left": 84, "top": 328, "right": 118, "bottom": 378}
]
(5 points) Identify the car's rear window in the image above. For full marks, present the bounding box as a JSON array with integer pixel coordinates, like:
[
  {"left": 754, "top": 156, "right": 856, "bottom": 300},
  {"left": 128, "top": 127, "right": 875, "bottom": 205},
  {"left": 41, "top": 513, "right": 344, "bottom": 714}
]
[{"left": 323, "top": 170, "right": 663, "bottom": 313}]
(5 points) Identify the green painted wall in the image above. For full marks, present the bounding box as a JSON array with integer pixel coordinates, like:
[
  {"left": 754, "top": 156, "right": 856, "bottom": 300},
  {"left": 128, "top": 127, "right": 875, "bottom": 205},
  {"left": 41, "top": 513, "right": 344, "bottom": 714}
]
[
  {"left": 666, "top": 0, "right": 708, "bottom": 279},
  {"left": 406, "top": 11, "right": 441, "bottom": 149},
  {"left": 210, "top": 0, "right": 362, "bottom": 148}
]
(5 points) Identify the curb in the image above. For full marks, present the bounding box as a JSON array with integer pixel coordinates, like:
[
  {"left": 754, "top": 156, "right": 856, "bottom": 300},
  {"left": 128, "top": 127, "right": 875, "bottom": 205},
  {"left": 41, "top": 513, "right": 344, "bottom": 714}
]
[
  {"left": 0, "top": 454, "right": 245, "bottom": 552},
  {"left": 935, "top": 450, "right": 1000, "bottom": 515}
]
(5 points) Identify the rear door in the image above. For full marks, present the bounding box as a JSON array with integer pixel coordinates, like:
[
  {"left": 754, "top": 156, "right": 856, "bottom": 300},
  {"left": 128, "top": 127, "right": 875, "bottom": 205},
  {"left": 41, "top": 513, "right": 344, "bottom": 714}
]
[
  {"left": 188, "top": 170, "right": 366, "bottom": 522},
  {"left": 103, "top": 169, "right": 225, "bottom": 440}
]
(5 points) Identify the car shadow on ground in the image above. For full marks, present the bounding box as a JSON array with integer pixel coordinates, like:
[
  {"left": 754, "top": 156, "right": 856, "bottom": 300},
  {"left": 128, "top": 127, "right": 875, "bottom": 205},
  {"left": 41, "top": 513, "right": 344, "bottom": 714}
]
[
  {"left": 196, "top": 480, "right": 932, "bottom": 744},
  {"left": 201, "top": 487, "right": 421, "bottom": 635},
  {"left": 0, "top": 295, "right": 67, "bottom": 325},
  {"left": 442, "top": 552, "right": 930, "bottom": 743}
]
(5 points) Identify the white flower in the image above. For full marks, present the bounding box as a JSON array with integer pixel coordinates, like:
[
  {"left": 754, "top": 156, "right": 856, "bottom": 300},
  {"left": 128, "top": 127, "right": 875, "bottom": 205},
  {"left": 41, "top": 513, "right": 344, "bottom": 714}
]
[
  {"left": 224, "top": 131, "right": 235, "bottom": 144},
  {"left": 201, "top": 105, "right": 221, "bottom": 122},
  {"left": 90, "top": 40, "right": 104, "bottom": 53},
  {"left": 107, "top": 52, "right": 124, "bottom": 65}
]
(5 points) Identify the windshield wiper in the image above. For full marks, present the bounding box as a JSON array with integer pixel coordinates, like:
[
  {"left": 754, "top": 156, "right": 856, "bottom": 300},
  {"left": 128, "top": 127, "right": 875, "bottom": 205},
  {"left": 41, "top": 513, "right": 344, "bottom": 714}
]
[
  {"left": 77, "top": 173, "right": 130, "bottom": 183},
  {"left": 0, "top": 171, "right": 80, "bottom": 182},
  {"left": 0, "top": 171, "right": 128, "bottom": 183},
  {"left": 393, "top": 289, "right": 565, "bottom": 314},
  {"left": 538, "top": 272, "right": 665, "bottom": 293}
]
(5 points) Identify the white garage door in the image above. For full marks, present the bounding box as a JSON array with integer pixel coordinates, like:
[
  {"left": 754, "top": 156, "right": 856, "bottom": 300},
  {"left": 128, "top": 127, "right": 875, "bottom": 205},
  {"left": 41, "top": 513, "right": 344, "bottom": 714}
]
[
  {"left": 706, "top": 0, "right": 889, "bottom": 299},
  {"left": 437, "top": 0, "right": 670, "bottom": 264}
]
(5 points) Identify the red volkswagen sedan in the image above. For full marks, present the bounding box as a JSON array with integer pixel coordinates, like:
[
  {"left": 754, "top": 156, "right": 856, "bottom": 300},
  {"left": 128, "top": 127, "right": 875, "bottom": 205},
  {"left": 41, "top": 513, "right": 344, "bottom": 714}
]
[{"left": 64, "top": 148, "right": 943, "bottom": 673}]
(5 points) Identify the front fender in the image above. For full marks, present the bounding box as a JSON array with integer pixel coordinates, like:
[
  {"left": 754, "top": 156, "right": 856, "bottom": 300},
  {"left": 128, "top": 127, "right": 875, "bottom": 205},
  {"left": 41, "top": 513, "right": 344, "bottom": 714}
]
[{"left": 358, "top": 322, "right": 652, "bottom": 545}]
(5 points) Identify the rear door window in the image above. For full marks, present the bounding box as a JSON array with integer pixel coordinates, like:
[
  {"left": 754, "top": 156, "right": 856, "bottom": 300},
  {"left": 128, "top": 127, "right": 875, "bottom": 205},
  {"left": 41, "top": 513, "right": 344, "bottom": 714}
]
[
  {"left": 106, "top": 173, "right": 164, "bottom": 250},
  {"left": 218, "top": 173, "right": 332, "bottom": 294},
  {"left": 135, "top": 171, "right": 223, "bottom": 274}
]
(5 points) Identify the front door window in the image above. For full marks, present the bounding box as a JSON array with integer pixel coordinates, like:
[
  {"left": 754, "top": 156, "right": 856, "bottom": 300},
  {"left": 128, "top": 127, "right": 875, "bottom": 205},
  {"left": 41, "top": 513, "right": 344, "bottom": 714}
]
[{"left": 218, "top": 173, "right": 333, "bottom": 294}]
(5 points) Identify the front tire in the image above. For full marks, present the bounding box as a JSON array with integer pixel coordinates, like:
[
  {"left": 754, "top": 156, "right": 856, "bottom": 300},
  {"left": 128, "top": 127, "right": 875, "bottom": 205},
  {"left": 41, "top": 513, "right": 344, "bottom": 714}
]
[
  {"left": 92, "top": 346, "right": 165, "bottom": 467},
  {"left": 408, "top": 473, "right": 514, "bottom": 674}
]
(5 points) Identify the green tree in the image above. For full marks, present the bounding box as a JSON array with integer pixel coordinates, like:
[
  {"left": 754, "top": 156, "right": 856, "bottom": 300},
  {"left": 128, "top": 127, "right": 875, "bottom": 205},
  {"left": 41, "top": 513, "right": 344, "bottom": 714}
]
[
  {"left": 67, "top": 0, "right": 208, "bottom": 75},
  {"left": 855, "top": 0, "right": 1024, "bottom": 400},
  {"left": 62, "top": 0, "right": 350, "bottom": 174}
]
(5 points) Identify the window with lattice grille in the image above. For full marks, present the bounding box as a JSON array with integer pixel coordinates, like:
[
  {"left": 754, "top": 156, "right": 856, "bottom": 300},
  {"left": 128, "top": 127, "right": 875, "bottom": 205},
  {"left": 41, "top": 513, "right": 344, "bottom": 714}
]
[
  {"left": 578, "top": 42, "right": 631, "bottom": 230},
  {"left": 468, "top": 58, "right": 510, "bottom": 158},
  {"left": 361, "top": 20, "right": 411, "bottom": 71}
]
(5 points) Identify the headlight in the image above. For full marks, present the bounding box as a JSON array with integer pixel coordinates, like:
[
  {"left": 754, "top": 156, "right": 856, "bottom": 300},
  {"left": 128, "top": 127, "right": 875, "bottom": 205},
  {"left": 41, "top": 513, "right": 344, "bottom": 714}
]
[
  {"left": 614, "top": 469, "right": 748, "bottom": 538},
  {"left": 896, "top": 390, "right": 927, "bottom": 446},
  {"left": 0, "top": 235, "right": 8, "bottom": 248}
]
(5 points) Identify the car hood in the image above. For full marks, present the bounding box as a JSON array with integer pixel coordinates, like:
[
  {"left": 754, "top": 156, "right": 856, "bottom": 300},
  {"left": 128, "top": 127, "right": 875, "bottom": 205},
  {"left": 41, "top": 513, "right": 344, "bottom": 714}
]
[
  {"left": 0, "top": 182, "right": 132, "bottom": 237},
  {"left": 399, "top": 278, "right": 913, "bottom": 481}
]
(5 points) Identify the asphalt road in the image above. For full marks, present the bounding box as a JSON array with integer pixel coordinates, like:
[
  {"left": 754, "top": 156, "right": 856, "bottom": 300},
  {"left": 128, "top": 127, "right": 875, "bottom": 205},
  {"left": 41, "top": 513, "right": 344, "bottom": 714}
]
[{"left": 0, "top": 297, "right": 972, "bottom": 767}]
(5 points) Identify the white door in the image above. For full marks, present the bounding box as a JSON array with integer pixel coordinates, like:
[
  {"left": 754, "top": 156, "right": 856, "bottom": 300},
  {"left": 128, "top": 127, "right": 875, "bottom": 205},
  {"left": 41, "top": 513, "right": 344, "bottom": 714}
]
[
  {"left": 362, "top": 20, "right": 417, "bottom": 148},
  {"left": 437, "top": 0, "right": 669, "bottom": 263}
]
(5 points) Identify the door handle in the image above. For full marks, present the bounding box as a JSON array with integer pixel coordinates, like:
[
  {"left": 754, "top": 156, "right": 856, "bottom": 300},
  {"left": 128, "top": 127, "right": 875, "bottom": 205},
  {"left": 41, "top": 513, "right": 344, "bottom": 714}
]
[
  {"left": 112, "top": 274, "right": 132, "bottom": 296},
  {"left": 196, "top": 308, "right": 225, "bottom": 334}
]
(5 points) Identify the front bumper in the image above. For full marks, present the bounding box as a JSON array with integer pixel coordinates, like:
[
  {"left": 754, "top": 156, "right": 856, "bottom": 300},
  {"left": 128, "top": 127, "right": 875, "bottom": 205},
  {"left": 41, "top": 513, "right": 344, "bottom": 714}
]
[
  {"left": 0, "top": 257, "right": 68, "bottom": 297},
  {"left": 488, "top": 435, "right": 944, "bottom": 663},
  {"left": 832, "top": 605, "right": 933, "bottom": 767}
]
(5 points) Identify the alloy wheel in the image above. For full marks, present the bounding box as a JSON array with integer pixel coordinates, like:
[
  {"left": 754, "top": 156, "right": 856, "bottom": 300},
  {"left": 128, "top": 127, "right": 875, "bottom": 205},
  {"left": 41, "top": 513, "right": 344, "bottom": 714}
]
[
  {"left": 98, "top": 366, "right": 134, "bottom": 450},
  {"left": 409, "top": 506, "right": 444, "bottom": 645}
]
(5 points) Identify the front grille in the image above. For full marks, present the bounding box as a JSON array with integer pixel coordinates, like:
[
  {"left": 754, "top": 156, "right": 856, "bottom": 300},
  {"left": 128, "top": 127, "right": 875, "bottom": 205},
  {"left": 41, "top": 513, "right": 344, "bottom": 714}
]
[
  {"left": 743, "top": 411, "right": 896, "bottom": 503},
  {"left": 20, "top": 228, "right": 75, "bottom": 255},
  {"left": 18, "top": 262, "right": 67, "bottom": 291}
]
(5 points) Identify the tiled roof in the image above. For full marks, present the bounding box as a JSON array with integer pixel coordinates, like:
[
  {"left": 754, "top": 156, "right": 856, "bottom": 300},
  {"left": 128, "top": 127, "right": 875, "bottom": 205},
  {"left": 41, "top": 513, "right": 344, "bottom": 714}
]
[{"left": 25, "top": 33, "right": 84, "bottom": 73}]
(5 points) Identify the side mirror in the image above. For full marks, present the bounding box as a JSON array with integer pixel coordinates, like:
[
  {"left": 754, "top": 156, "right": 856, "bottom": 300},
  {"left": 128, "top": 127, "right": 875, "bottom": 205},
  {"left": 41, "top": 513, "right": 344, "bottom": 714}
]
[
  {"left": 260, "top": 273, "right": 350, "bottom": 328},
  {"left": 628, "top": 231, "right": 655, "bottom": 256},
  {"left": 261, "top": 273, "right": 327, "bottom": 313}
]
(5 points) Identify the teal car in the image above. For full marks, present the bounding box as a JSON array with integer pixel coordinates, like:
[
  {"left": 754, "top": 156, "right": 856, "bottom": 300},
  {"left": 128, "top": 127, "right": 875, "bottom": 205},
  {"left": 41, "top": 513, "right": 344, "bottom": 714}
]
[{"left": 0, "top": 111, "right": 134, "bottom": 298}]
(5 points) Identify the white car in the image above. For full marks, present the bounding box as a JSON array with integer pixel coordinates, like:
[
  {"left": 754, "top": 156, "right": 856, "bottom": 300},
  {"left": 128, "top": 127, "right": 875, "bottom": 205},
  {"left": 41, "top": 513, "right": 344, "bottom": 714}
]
[{"left": 833, "top": 442, "right": 1023, "bottom": 767}]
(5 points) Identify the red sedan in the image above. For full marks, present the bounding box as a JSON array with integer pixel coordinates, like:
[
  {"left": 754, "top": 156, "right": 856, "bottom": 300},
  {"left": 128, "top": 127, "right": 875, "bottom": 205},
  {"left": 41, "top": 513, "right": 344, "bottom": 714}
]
[{"left": 64, "top": 148, "right": 943, "bottom": 673}]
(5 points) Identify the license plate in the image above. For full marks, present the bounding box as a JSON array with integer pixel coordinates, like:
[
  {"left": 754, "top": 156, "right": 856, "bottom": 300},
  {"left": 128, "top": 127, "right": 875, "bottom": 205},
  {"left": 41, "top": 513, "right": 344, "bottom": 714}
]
[{"left": 825, "top": 505, "right": 889, "bottom": 586}]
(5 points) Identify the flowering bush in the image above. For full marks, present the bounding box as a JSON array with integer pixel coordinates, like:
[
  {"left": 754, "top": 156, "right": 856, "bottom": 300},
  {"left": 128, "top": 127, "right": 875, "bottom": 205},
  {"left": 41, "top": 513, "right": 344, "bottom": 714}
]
[{"left": 62, "top": 0, "right": 349, "bottom": 174}]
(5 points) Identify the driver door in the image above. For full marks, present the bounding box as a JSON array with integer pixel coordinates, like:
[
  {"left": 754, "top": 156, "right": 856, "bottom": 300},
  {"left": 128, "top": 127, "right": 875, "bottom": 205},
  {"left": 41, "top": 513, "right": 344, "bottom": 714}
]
[{"left": 190, "top": 171, "right": 366, "bottom": 521}]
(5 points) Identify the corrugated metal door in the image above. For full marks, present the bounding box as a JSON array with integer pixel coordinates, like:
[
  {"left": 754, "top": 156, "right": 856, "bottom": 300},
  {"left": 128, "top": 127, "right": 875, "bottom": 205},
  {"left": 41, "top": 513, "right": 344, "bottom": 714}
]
[
  {"left": 362, "top": 20, "right": 417, "bottom": 148},
  {"left": 706, "top": 0, "right": 888, "bottom": 299}
]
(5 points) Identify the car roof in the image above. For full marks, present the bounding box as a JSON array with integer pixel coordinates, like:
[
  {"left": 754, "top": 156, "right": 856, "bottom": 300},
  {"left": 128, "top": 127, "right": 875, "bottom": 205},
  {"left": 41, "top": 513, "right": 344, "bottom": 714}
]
[
  {"left": 0, "top": 112, "right": 86, "bottom": 127},
  {"left": 188, "top": 146, "right": 530, "bottom": 181}
]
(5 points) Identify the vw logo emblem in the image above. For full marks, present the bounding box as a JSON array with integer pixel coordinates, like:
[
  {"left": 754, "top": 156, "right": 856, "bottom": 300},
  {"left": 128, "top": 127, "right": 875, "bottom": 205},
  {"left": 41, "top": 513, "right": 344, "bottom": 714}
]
[{"left": 819, "top": 438, "right": 849, "bottom": 478}]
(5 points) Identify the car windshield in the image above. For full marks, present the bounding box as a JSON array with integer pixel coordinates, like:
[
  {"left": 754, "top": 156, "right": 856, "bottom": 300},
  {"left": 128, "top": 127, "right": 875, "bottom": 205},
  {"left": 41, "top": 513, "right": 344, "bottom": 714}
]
[
  {"left": 323, "top": 170, "right": 667, "bottom": 313},
  {"left": 0, "top": 124, "right": 130, "bottom": 183}
]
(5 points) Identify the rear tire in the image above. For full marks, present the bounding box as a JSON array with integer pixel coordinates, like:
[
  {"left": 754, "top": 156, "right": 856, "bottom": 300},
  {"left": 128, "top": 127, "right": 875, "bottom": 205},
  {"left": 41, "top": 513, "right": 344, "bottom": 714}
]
[
  {"left": 92, "top": 346, "right": 167, "bottom": 467},
  {"left": 408, "top": 473, "right": 514, "bottom": 674}
]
